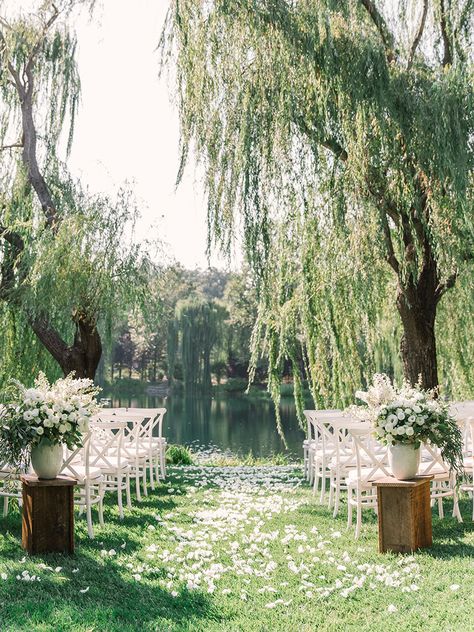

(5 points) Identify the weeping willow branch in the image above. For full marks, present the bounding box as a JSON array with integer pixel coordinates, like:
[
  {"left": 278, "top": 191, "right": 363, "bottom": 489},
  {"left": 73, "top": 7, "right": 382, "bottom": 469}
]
[
  {"left": 408, "top": 0, "right": 429, "bottom": 69},
  {"left": 359, "top": 0, "right": 396, "bottom": 62},
  {"left": 440, "top": 0, "right": 453, "bottom": 66}
]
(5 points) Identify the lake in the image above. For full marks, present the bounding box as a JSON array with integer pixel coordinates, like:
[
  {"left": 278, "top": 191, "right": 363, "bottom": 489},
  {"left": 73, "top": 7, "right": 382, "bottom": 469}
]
[{"left": 107, "top": 392, "right": 305, "bottom": 460}]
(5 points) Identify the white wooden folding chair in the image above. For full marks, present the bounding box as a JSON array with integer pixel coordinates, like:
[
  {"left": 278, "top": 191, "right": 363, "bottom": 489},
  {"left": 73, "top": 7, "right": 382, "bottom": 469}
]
[
  {"left": 346, "top": 427, "right": 390, "bottom": 539},
  {"left": 60, "top": 432, "right": 104, "bottom": 539},
  {"left": 304, "top": 409, "right": 342, "bottom": 494},
  {"left": 420, "top": 443, "right": 463, "bottom": 522},
  {"left": 113, "top": 408, "right": 167, "bottom": 483},
  {"left": 89, "top": 420, "right": 131, "bottom": 518},
  {"left": 93, "top": 410, "right": 149, "bottom": 501},
  {"left": 462, "top": 420, "right": 474, "bottom": 520},
  {"left": 0, "top": 462, "right": 21, "bottom": 518},
  {"left": 326, "top": 417, "right": 368, "bottom": 518}
]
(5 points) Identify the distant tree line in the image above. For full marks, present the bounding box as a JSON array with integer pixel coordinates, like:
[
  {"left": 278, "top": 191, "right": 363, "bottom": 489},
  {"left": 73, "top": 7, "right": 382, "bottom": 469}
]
[{"left": 105, "top": 266, "right": 263, "bottom": 393}]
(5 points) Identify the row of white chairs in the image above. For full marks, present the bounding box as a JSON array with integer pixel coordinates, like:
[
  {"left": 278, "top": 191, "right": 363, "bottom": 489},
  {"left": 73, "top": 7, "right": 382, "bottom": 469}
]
[
  {"left": 304, "top": 406, "right": 474, "bottom": 538},
  {"left": 0, "top": 407, "right": 167, "bottom": 539}
]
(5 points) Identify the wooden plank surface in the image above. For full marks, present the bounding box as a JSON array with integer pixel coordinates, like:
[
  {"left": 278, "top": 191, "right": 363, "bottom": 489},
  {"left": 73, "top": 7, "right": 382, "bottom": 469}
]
[
  {"left": 374, "top": 475, "right": 434, "bottom": 488},
  {"left": 376, "top": 477, "right": 432, "bottom": 554},
  {"left": 21, "top": 477, "right": 75, "bottom": 555},
  {"left": 21, "top": 474, "right": 76, "bottom": 487}
]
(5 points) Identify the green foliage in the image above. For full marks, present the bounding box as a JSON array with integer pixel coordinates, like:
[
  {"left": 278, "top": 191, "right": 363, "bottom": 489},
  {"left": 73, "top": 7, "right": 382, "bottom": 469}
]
[
  {"left": 162, "top": 0, "right": 474, "bottom": 423},
  {"left": 166, "top": 443, "right": 194, "bottom": 465},
  {"left": 223, "top": 377, "right": 248, "bottom": 393},
  {"left": 174, "top": 294, "right": 228, "bottom": 393}
]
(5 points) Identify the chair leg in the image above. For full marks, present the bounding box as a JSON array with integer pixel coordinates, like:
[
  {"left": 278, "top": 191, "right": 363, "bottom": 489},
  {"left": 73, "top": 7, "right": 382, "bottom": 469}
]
[
  {"left": 161, "top": 446, "right": 166, "bottom": 479},
  {"left": 3, "top": 496, "right": 8, "bottom": 517},
  {"left": 333, "top": 475, "right": 341, "bottom": 518},
  {"left": 355, "top": 491, "right": 362, "bottom": 540},
  {"left": 135, "top": 466, "right": 142, "bottom": 502},
  {"left": 319, "top": 469, "right": 326, "bottom": 505},
  {"left": 117, "top": 475, "right": 124, "bottom": 519},
  {"left": 98, "top": 502, "right": 104, "bottom": 528},
  {"left": 312, "top": 469, "right": 319, "bottom": 496},
  {"left": 438, "top": 491, "right": 444, "bottom": 519},
  {"left": 328, "top": 475, "right": 334, "bottom": 509},
  {"left": 347, "top": 488, "right": 353, "bottom": 530},
  {"left": 125, "top": 473, "right": 132, "bottom": 509},
  {"left": 142, "top": 465, "right": 148, "bottom": 497},
  {"left": 308, "top": 454, "right": 314, "bottom": 485},
  {"left": 85, "top": 486, "right": 94, "bottom": 539},
  {"left": 453, "top": 490, "right": 463, "bottom": 523},
  {"left": 149, "top": 456, "right": 155, "bottom": 491}
]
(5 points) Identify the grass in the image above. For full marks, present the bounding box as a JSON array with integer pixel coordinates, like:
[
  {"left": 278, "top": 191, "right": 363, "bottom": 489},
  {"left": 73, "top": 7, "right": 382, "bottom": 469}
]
[{"left": 0, "top": 466, "right": 473, "bottom": 632}]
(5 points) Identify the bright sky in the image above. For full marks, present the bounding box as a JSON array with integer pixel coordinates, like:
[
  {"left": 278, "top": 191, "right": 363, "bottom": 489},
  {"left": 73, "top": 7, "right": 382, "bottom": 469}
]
[{"left": 68, "top": 1, "right": 226, "bottom": 269}]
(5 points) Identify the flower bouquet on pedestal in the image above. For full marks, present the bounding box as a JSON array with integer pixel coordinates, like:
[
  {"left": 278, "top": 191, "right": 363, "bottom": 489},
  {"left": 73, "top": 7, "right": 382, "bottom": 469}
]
[
  {"left": 353, "top": 374, "right": 463, "bottom": 481},
  {"left": 0, "top": 373, "right": 100, "bottom": 479}
]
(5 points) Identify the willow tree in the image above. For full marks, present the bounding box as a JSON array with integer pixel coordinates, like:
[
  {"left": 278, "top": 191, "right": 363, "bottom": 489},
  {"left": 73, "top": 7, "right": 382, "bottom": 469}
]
[
  {"left": 171, "top": 295, "right": 227, "bottom": 393},
  {"left": 162, "top": 0, "right": 474, "bottom": 400},
  {"left": 0, "top": 1, "right": 147, "bottom": 380}
]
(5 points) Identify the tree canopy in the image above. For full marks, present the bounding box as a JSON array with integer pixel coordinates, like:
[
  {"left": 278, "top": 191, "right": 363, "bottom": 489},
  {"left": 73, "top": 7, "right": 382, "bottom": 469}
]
[{"left": 162, "top": 0, "right": 474, "bottom": 419}]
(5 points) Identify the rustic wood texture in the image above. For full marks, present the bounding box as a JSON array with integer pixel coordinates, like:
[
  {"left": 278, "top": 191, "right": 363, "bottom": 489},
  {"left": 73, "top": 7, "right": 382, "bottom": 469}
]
[
  {"left": 21, "top": 475, "right": 76, "bottom": 555},
  {"left": 374, "top": 475, "right": 434, "bottom": 554}
]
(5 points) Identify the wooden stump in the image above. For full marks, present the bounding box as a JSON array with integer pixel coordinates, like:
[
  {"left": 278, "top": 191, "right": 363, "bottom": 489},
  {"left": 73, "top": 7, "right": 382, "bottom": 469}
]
[
  {"left": 21, "top": 475, "right": 76, "bottom": 555},
  {"left": 374, "top": 475, "right": 434, "bottom": 554}
]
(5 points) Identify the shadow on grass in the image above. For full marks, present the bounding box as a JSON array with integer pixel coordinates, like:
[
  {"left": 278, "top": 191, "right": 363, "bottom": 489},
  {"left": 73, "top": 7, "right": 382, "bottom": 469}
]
[{"left": 0, "top": 486, "right": 222, "bottom": 631}]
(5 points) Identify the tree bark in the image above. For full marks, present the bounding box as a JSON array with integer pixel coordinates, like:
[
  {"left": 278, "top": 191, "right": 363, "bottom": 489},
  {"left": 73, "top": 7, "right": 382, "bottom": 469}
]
[
  {"left": 31, "top": 313, "right": 102, "bottom": 380},
  {"left": 396, "top": 258, "right": 440, "bottom": 390}
]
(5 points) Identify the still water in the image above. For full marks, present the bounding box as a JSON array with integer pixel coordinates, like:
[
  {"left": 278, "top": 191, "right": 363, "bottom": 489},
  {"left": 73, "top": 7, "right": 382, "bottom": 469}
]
[{"left": 108, "top": 392, "right": 305, "bottom": 459}]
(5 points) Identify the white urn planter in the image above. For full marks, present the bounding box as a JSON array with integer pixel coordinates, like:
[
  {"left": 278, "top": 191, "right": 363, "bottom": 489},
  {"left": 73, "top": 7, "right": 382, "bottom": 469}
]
[
  {"left": 388, "top": 443, "right": 421, "bottom": 480},
  {"left": 30, "top": 438, "right": 63, "bottom": 479}
]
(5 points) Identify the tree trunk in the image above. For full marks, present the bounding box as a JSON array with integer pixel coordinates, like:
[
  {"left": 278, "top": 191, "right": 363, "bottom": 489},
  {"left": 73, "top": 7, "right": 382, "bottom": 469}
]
[
  {"left": 396, "top": 260, "right": 439, "bottom": 390},
  {"left": 31, "top": 313, "right": 102, "bottom": 380}
]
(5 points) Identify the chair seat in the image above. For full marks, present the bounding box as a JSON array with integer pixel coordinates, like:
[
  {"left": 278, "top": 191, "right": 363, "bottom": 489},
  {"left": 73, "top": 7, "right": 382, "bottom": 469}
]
[
  {"left": 418, "top": 462, "right": 450, "bottom": 477},
  {"left": 90, "top": 457, "right": 130, "bottom": 473},
  {"left": 347, "top": 468, "right": 390, "bottom": 486},
  {"left": 65, "top": 466, "right": 103, "bottom": 483}
]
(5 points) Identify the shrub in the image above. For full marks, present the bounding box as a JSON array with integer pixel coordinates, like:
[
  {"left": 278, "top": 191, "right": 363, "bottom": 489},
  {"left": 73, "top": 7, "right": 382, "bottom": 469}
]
[
  {"left": 223, "top": 377, "right": 248, "bottom": 393},
  {"left": 166, "top": 444, "right": 194, "bottom": 465}
]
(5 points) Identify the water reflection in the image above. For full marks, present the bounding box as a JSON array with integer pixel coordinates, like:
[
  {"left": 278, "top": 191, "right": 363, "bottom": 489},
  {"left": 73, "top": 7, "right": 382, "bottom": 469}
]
[{"left": 109, "top": 392, "right": 305, "bottom": 458}]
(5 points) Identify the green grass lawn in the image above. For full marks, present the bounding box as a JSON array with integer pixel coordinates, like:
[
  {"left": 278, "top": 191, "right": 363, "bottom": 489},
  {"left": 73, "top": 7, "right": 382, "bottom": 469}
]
[{"left": 0, "top": 466, "right": 473, "bottom": 632}]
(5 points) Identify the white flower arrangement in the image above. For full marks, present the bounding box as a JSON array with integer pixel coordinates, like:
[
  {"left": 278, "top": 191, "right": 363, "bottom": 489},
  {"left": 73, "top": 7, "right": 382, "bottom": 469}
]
[
  {"left": 0, "top": 373, "right": 101, "bottom": 471},
  {"left": 353, "top": 374, "right": 464, "bottom": 478}
]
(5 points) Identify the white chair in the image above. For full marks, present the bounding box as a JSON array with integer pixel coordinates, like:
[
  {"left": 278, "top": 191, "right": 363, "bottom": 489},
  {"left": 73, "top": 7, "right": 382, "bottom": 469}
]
[
  {"left": 462, "top": 420, "right": 474, "bottom": 520},
  {"left": 113, "top": 408, "right": 167, "bottom": 484},
  {"left": 0, "top": 462, "right": 21, "bottom": 518},
  {"left": 304, "top": 409, "right": 342, "bottom": 491},
  {"left": 60, "top": 432, "right": 104, "bottom": 539},
  {"left": 89, "top": 420, "right": 131, "bottom": 519},
  {"left": 93, "top": 410, "right": 149, "bottom": 501},
  {"left": 346, "top": 426, "right": 390, "bottom": 539},
  {"left": 325, "top": 417, "right": 367, "bottom": 518},
  {"left": 419, "top": 443, "right": 463, "bottom": 522}
]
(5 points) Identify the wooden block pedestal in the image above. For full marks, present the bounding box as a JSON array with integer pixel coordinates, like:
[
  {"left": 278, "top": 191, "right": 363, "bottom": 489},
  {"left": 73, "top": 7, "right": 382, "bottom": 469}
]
[
  {"left": 21, "top": 475, "right": 76, "bottom": 555},
  {"left": 374, "top": 475, "right": 434, "bottom": 554}
]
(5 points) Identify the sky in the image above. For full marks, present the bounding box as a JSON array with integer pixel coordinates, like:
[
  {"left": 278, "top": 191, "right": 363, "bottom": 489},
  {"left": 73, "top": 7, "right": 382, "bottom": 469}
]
[{"left": 68, "top": 1, "right": 227, "bottom": 270}]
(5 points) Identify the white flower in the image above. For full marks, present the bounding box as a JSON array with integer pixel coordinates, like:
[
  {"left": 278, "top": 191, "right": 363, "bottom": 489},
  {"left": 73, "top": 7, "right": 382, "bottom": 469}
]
[
  {"left": 36, "top": 427, "right": 44, "bottom": 435},
  {"left": 405, "top": 427, "right": 414, "bottom": 436},
  {"left": 397, "top": 411, "right": 405, "bottom": 421},
  {"left": 59, "top": 424, "right": 67, "bottom": 434},
  {"left": 387, "top": 604, "right": 398, "bottom": 613}
]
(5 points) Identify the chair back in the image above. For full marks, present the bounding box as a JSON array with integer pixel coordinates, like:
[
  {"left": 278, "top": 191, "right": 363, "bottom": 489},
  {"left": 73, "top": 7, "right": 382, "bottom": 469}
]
[
  {"left": 89, "top": 420, "right": 127, "bottom": 469},
  {"left": 61, "top": 432, "right": 90, "bottom": 480},
  {"left": 348, "top": 427, "right": 390, "bottom": 484}
]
